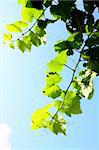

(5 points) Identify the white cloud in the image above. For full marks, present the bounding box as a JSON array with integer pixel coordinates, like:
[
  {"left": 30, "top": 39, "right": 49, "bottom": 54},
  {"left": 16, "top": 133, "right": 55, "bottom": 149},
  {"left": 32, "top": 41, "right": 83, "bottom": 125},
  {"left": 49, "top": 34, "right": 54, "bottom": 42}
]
[{"left": 0, "top": 123, "right": 12, "bottom": 150}]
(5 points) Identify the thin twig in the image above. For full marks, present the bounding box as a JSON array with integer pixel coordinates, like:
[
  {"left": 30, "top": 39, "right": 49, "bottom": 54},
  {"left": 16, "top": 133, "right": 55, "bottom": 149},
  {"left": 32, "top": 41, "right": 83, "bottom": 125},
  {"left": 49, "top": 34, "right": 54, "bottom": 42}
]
[{"left": 64, "top": 64, "right": 74, "bottom": 71}]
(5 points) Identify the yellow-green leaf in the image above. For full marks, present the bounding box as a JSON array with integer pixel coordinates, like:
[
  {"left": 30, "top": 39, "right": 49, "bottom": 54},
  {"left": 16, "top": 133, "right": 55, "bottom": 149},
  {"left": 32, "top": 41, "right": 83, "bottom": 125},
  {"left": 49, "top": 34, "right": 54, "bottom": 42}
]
[
  {"left": 45, "top": 72, "right": 62, "bottom": 88},
  {"left": 31, "top": 103, "right": 52, "bottom": 130},
  {"left": 9, "top": 43, "right": 15, "bottom": 49},
  {"left": 67, "top": 32, "right": 79, "bottom": 42},
  {"left": 21, "top": 7, "right": 34, "bottom": 22},
  {"left": 18, "top": 0, "right": 27, "bottom": 5},
  {"left": 32, "top": 8, "right": 43, "bottom": 19},
  {"left": 47, "top": 50, "right": 67, "bottom": 73},
  {"left": 63, "top": 91, "right": 82, "bottom": 116},
  {"left": 6, "top": 24, "right": 22, "bottom": 32},
  {"left": 43, "top": 85, "right": 61, "bottom": 99},
  {"left": 17, "top": 40, "right": 27, "bottom": 52},
  {"left": 3, "top": 33, "right": 12, "bottom": 42},
  {"left": 14, "top": 21, "right": 28, "bottom": 28}
]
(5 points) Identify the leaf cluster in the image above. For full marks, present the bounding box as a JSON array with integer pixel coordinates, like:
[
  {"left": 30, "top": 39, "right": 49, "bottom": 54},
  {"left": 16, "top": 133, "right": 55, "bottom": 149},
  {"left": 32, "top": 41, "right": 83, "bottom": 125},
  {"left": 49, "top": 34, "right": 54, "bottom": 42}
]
[{"left": 3, "top": 0, "right": 99, "bottom": 135}]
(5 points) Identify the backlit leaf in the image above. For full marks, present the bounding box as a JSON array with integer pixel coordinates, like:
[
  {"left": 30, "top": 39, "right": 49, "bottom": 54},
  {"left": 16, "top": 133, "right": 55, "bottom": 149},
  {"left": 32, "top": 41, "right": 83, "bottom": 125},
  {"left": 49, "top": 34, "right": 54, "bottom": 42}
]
[
  {"left": 34, "top": 25, "right": 46, "bottom": 37},
  {"left": 17, "top": 39, "right": 28, "bottom": 52},
  {"left": 31, "top": 103, "right": 52, "bottom": 130},
  {"left": 22, "top": 35, "right": 32, "bottom": 51},
  {"left": 43, "top": 85, "right": 61, "bottom": 99},
  {"left": 62, "top": 91, "right": 82, "bottom": 116},
  {"left": 6, "top": 24, "right": 22, "bottom": 32},
  {"left": 45, "top": 72, "right": 62, "bottom": 88},
  {"left": 18, "top": 0, "right": 27, "bottom": 5},
  {"left": 47, "top": 115, "right": 66, "bottom": 135},
  {"left": 21, "top": 7, "right": 34, "bottom": 22},
  {"left": 32, "top": 8, "right": 43, "bottom": 19},
  {"left": 29, "top": 31, "right": 41, "bottom": 47},
  {"left": 14, "top": 21, "right": 28, "bottom": 28},
  {"left": 9, "top": 43, "right": 15, "bottom": 49},
  {"left": 47, "top": 50, "right": 67, "bottom": 73},
  {"left": 3, "top": 33, "right": 12, "bottom": 42},
  {"left": 54, "top": 91, "right": 82, "bottom": 116},
  {"left": 73, "top": 70, "right": 97, "bottom": 99},
  {"left": 67, "top": 32, "right": 79, "bottom": 42}
]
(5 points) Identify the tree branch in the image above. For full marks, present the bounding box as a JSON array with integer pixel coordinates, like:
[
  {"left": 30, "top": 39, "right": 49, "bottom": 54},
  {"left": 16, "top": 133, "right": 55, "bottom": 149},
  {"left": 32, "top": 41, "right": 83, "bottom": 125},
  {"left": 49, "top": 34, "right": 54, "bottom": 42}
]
[
  {"left": 12, "top": 7, "right": 49, "bottom": 42},
  {"left": 50, "top": 24, "right": 96, "bottom": 122}
]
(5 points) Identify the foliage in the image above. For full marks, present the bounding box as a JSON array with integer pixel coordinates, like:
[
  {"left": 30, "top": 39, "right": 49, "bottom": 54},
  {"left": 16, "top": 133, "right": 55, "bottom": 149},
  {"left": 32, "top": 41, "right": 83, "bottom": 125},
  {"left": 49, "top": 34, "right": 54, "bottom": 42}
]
[{"left": 3, "top": 0, "right": 99, "bottom": 136}]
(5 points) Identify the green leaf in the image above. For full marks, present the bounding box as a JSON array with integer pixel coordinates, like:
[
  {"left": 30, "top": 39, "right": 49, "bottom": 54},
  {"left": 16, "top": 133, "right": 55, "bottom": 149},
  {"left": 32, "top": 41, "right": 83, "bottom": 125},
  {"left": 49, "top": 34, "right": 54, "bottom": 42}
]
[
  {"left": 45, "top": 72, "right": 62, "bottom": 88},
  {"left": 3, "top": 33, "right": 12, "bottom": 42},
  {"left": 17, "top": 35, "right": 32, "bottom": 52},
  {"left": 26, "top": 0, "right": 43, "bottom": 10},
  {"left": 9, "top": 43, "right": 15, "bottom": 49},
  {"left": 32, "top": 8, "right": 43, "bottom": 19},
  {"left": 50, "top": 2, "right": 73, "bottom": 21},
  {"left": 21, "top": 7, "right": 34, "bottom": 22},
  {"left": 54, "top": 100, "right": 62, "bottom": 109},
  {"left": 43, "top": 85, "right": 61, "bottom": 99},
  {"left": 63, "top": 91, "right": 82, "bottom": 116},
  {"left": 47, "top": 115, "right": 66, "bottom": 135},
  {"left": 29, "top": 31, "right": 41, "bottom": 47},
  {"left": 81, "top": 54, "right": 90, "bottom": 60},
  {"left": 88, "top": 60, "right": 99, "bottom": 74},
  {"left": 38, "top": 19, "right": 57, "bottom": 29},
  {"left": 54, "top": 40, "right": 67, "bottom": 53},
  {"left": 6, "top": 24, "right": 22, "bottom": 32},
  {"left": 86, "top": 14, "right": 94, "bottom": 33},
  {"left": 34, "top": 25, "right": 46, "bottom": 37},
  {"left": 91, "top": 31, "right": 99, "bottom": 38},
  {"left": 49, "top": 121, "right": 66, "bottom": 135},
  {"left": 38, "top": 20, "right": 47, "bottom": 29},
  {"left": 43, "top": 0, "right": 52, "bottom": 8},
  {"left": 22, "top": 7, "right": 43, "bottom": 22},
  {"left": 54, "top": 32, "right": 83, "bottom": 53},
  {"left": 66, "top": 33, "right": 83, "bottom": 50},
  {"left": 22, "top": 35, "right": 32, "bottom": 51},
  {"left": 67, "top": 32, "right": 79, "bottom": 42},
  {"left": 54, "top": 91, "right": 82, "bottom": 116},
  {"left": 73, "top": 70, "right": 96, "bottom": 99},
  {"left": 33, "top": 26, "right": 46, "bottom": 45},
  {"left": 50, "top": 5, "right": 64, "bottom": 20},
  {"left": 17, "top": 40, "right": 28, "bottom": 52},
  {"left": 86, "top": 37, "right": 99, "bottom": 47},
  {"left": 66, "top": 49, "right": 74, "bottom": 56},
  {"left": 18, "top": 0, "right": 27, "bottom": 5},
  {"left": 85, "top": 25, "right": 90, "bottom": 34},
  {"left": 47, "top": 50, "right": 67, "bottom": 73},
  {"left": 31, "top": 103, "right": 52, "bottom": 130},
  {"left": 33, "top": 38, "right": 41, "bottom": 47},
  {"left": 14, "top": 21, "right": 28, "bottom": 28},
  {"left": 88, "top": 87, "right": 94, "bottom": 100}
]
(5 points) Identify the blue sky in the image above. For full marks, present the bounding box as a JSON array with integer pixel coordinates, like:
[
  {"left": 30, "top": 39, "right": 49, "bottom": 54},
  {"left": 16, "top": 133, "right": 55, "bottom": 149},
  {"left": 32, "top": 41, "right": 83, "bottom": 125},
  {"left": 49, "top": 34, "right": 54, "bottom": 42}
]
[{"left": 0, "top": 0, "right": 99, "bottom": 150}]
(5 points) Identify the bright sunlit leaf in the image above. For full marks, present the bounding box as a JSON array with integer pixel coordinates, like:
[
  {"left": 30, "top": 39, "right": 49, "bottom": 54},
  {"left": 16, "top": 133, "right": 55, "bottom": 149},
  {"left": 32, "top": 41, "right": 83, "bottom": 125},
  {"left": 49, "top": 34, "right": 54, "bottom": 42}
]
[
  {"left": 14, "top": 21, "right": 28, "bottom": 28},
  {"left": 31, "top": 103, "right": 52, "bottom": 129},
  {"left": 3, "top": 33, "right": 12, "bottom": 42},
  {"left": 47, "top": 50, "right": 67, "bottom": 73},
  {"left": 6, "top": 24, "right": 22, "bottom": 32}
]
